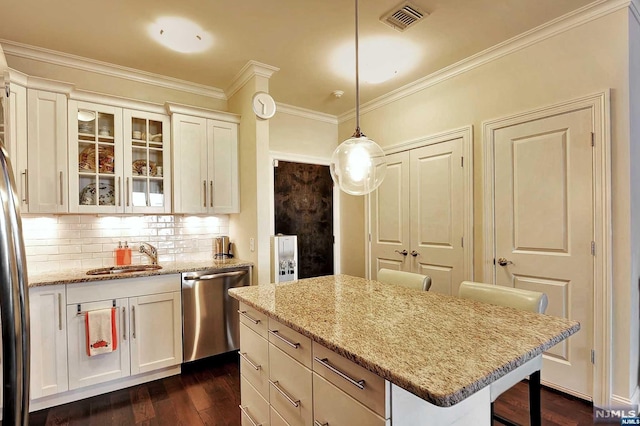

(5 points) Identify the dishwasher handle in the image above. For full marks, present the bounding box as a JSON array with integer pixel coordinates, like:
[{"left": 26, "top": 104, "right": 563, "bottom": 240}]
[{"left": 183, "top": 270, "right": 248, "bottom": 282}]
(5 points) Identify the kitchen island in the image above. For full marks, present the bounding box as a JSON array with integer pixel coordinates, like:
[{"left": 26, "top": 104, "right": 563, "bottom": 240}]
[{"left": 228, "top": 274, "right": 580, "bottom": 425}]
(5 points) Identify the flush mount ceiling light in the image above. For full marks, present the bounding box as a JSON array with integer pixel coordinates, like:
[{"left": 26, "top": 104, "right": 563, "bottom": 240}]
[
  {"left": 148, "top": 17, "right": 213, "bottom": 53},
  {"left": 331, "top": 35, "right": 420, "bottom": 84},
  {"left": 330, "top": 0, "right": 387, "bottom": 196}
]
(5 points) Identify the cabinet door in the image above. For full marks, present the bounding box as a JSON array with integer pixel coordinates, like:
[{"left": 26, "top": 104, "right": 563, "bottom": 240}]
[
  {"left": 172, "top": 113, "right": 208, "bottom": 214},
  {"left": 68, "top": 100, "right": 123, "bottom": 214},
  {"left": 123, "top": 110, "right": 171, "bottom": 214},
  {"left": 1, "top": 82, "right": 28, "bottom": 211},
  {"left": 30, "top": 285, "right": 68, "bottom": 399},
  {"left": 67, "top": 298, "right": 130, "bottom": 390},
  {"left": 129, "top": 291, "right": 182, "bottom": 375},
  {"left": 27, "top": 89, "right": 68, "bottom": 213},
  {"left": 208, "top": 119, "right": 239, "bottom": 213}
]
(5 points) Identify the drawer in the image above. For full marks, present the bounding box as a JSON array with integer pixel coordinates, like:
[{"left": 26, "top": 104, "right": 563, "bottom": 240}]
[
  {"left": 270, "top": 407, "right": 290, "bottom": 426},
  {"left": 313, "top": 372, "right": 385, "bottom": 426},
  {"left": 240, "top": 323, "right": 270, "bottom": 399},
  {"left": 240, "top": 376, "right": 270, "bottom": 426},
  {"left": 269, "top": 344, "right": 312, "bottom": 426},
  {"left": 268, "top": 317, "right": 312, "bottom": 369},
  {"left": 239, "top": 302, "right": 268, "bottom": 338},
  {"left": 312, "top": 342, "right": 386, "bottom": 417}
]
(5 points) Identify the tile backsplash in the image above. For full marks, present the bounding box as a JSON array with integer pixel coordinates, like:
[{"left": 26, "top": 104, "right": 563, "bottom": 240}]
[{"left": 22, "top": 214, "right": 229, "bottom": 273}]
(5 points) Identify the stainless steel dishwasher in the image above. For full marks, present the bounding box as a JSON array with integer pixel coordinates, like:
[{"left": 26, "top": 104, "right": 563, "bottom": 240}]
[{"left": 182, "top": 266, "right": 251, "bottom": 362}]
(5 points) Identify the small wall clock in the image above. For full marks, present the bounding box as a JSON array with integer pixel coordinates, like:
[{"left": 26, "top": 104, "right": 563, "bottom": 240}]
[{"left": 252, "top": 92, "right": 277, "bottom": 119}]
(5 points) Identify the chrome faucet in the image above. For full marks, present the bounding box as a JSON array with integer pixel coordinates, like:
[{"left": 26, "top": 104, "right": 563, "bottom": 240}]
[{"left": 139, "top": 242, "right": 158, "bottom": 265}]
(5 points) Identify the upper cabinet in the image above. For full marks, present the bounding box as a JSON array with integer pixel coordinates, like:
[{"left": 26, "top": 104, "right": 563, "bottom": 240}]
[
  {"left": 170, "top": 107, "right": 239, "bottom": 215},
  {"left": 68, "top": 101, "right": 171, "bottom": 214}
]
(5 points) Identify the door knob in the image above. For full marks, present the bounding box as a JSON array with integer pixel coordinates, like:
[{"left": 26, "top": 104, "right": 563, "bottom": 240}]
[
  {"left": 395, "top": 249, "right": 408, "bottom": 256},
  {"left": 497, "top": 257, "right": 513, "bottom": 266},
  {"left": 410, "top": 250, "right": 419, "bottom": 257}
]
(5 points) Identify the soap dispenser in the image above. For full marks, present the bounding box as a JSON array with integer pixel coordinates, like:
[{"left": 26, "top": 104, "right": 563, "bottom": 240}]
[
  {"left": 123, "top": 241, "right": 132, "bottom": 265},
  {"left": 115, "top": 241, "right": 125, "bottom": 266}
]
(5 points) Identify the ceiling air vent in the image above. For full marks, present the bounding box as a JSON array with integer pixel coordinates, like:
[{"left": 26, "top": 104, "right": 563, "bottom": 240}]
[{"left": 380, "top": 1, "right": 428, "bottom": 32}]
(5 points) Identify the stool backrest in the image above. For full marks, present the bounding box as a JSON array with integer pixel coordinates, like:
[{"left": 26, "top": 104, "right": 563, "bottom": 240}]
[
  {"left": 377, "top": 269, "right": 432, "bottom": 291},
  {"left": 458, "top": 281, "right": 548, "bottom": 313}
]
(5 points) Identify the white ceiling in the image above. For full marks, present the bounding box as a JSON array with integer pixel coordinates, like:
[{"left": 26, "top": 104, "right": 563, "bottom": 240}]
[{"left": 0, "top": 0, "right": 597, "bottom": 116}]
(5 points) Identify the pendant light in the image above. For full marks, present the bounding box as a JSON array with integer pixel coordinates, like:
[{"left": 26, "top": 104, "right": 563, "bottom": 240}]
[{"left": 330, "top": 0, "right": 387, "bottom": 196}]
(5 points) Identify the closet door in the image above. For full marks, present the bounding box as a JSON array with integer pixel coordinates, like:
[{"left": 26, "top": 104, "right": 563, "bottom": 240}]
[
  {"left": 409, "top": 138, "right": 465, "bottom": 295},
  {"left": 369, "top": 151, "right": 411, "bottom": 279}
]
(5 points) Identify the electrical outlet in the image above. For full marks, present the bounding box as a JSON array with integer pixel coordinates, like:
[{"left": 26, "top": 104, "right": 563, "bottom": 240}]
[{"left": 250, "top": 238, "right": 255, "bottom": 252}]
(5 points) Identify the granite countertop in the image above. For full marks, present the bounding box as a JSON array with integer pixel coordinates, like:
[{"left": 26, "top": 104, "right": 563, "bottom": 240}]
[
  {"left": 28, "top": 258, "right": 253, "bottom": 287},
  {"left": 228, "top": 274, "right": 580, "bottom": 407}
]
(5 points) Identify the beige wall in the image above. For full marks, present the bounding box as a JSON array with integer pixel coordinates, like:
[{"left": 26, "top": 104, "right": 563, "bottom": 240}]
[
  {"left": 270, "top": 112, "right": 337, "bottom": 159},
  {"left": 5, "top": 55, "right": 227, "bottom": 111},
  {"left": 340, "top": 8, "right": 637, "bottom": 401}
]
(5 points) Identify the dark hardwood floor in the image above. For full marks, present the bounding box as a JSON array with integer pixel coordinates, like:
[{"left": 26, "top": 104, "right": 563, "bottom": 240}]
[{"left": 24, "top": 352, "right": 601, "bottom": 426}]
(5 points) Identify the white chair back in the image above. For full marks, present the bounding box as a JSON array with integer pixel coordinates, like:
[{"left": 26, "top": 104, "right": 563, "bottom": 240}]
[
  {"left": 377, "top": 269, "right": 432, "bottom": 291},
  {"left": 458, "top": 281, "right": 548, "bottom": 313}
]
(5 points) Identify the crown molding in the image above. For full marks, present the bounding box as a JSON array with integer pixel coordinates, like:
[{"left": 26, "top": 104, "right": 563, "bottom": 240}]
[
  {"left": 27, "top": 75, "right": 74, "bottom": 94},
  {"left": 226, "top": 60, "right": 280, "bottom": 99},
  {"left": 0, "top": 39, "right": 226, "bottom": 100},
  {"left": 276, "top": 102, "right": 338, "bottom": 124},
  {"left": 3, "top": 68, "right": 29, "bottom": 87},
  {"left": 338, "top": 0, "right": 632, "bottom": 123},
  {"left": 165, "top": 102, "right": 241, "bottom": 123}
]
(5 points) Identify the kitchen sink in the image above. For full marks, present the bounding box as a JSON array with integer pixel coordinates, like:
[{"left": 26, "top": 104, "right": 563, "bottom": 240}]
[{"left": 86, "top": 264, "right": 163, "bottom": 276}]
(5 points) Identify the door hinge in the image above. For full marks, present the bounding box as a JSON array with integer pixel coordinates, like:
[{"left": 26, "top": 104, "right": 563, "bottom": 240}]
[
  {"left": 591, "top": 132, "right": 595, "bottom": 147},
  {"left": 332, "top": 235, "right": 335, "bottom": 244},
  {"left": 461, "top": 237, "right": 464, "bottom": 248},
  {"left": 368, "top": 233, "right": 371, "bottom": 242},
  {"left": 4, "top": 82, "right": 9, "bottom": 98},
  {"left": 591, "top": 349, "right": 595, "bottom": 364},
  {"left": 273, "top": 159, "right": 279, "bottom": 167},
  {"left": 591, "top": 241, "right": 596, "bottom": 256},
  {"left": 461, "top": 157, "right": 464, "bottom": 167}
]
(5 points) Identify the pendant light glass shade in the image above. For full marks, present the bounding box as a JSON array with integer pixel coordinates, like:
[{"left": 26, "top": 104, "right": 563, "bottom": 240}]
[
  {"left": 330, "top": 135, "right": 386, "bottom": 195},
  {"left": 330, "top": 0, "right": 386, "bottom": 196}
]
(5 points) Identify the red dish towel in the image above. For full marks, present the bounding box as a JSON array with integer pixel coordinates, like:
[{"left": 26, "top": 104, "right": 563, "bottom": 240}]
[{"left": 85, "top": 308, "right": 117, "bottom": 356}]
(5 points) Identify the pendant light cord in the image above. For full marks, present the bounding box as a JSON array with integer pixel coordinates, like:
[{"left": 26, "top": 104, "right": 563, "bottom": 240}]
[{"left": 353, "top": 0, "right": 362, "bottom": 138}]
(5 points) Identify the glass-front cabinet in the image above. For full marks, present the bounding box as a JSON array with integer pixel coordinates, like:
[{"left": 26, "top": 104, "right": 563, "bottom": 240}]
[
  {"left": 68, "top": 100, "right": 170, "bottom": 214},
  {"left": 123, "top": 110, "right": 170, "bottom": 214}
]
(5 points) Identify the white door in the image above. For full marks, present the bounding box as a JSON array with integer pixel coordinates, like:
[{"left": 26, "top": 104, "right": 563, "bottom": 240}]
[
  {"left": 129, "top": 292, "right": 182, "bottom": 375},
  {"left": 29, "top": 285, "right": 68, "bottom": 398},
  {"left": 369, "top": 151, "right": 411, "bottom": 277},
  {"left": 208, "top": 119, "right": 239, "bottom": 214},
  {"left": 410, "top": 139, "right": 465, "bottom": 295},
  {"left": 492, "top": 108, "right": 593, "bottom": 399},
  {"left": 67, "top": 298, "right": 130, "bottom": 390},
  {"left": 172, "top": 114, "right": 208, "bottom": 214}
]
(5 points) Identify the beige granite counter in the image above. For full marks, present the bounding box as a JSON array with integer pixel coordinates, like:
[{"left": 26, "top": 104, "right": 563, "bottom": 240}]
[
  {"left": 28, "top": 258, "right": 253, "bottom": 287},
  {"left": 228, "top": 274, "right": 579, "bottom": 407}
]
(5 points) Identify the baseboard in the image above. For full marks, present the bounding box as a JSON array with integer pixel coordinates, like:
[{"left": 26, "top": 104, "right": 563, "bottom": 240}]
[
  {"left": 611, "top": 386, "right": 640, "bottom": 408},
  {"left": 28, "top": 365, "right": 181, "bottom": 412},
  {"left": 540, "top": 379, "right": 592, "bottom": 401}
]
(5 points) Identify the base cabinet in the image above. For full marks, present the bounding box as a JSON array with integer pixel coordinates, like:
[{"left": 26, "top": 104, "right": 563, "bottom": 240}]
[
  {"left": 29, "top": 285, "right": 68, "bottom": 398},
  {"left": 238, "top": 303, "right": 390, "bottom": 426}
]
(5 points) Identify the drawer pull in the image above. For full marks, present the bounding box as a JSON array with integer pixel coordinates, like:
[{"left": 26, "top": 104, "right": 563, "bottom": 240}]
[
  {"left": 314, "top": 421, "right": 329, "bottom": 426},
  {"left": 239, "top": 405, "right": 262, "bottom": 426},
  {"left": 238, "top": 351, "right": 261, "bottom": 370},
  {"left": 314, "top": 357, "right": 365, "bottom": 390},
  {"left": 269, "top": 380, "right": 300, "bottom": 408},
  {"left": 269, "top": 329, "right": 300, "bottom": 349},
  {"left": 238, "top": 310, "right": 261, "bottom": 324}
]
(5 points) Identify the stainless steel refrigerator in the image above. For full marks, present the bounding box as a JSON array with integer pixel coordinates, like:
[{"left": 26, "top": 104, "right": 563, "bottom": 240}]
[{"left": 0, "top": 144, "right": 30, "bottom": 425}]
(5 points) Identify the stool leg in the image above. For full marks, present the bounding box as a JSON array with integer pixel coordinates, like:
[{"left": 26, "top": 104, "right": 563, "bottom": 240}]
[{"left": 529, "top": 370, "right": 542, "bottom": 426}]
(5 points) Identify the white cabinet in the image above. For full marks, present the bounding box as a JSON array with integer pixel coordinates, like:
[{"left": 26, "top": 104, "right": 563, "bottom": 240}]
[
  {"left": 29, "top": 285, "right": 68, "bottom": 399},
  {"left": 0, "top": 72, "right": 27, "bottom": 210},
  {"left": 27, "top": 89, "right": 69, "bottom": 213},
  {"left": 68, "top": 101, "right": 171, "bottom": 214},
  {"left": 123, "top": 110, "right": 171, "bottom": 214},
  {"left": 171, "top": 112, "right": 239, "bottom": 214},
  {"left": 65, "top": 274, "right": 182, "bottom": 391},
  {"left": 129, "top": 292, "right": 182, "bottom": 375}
]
